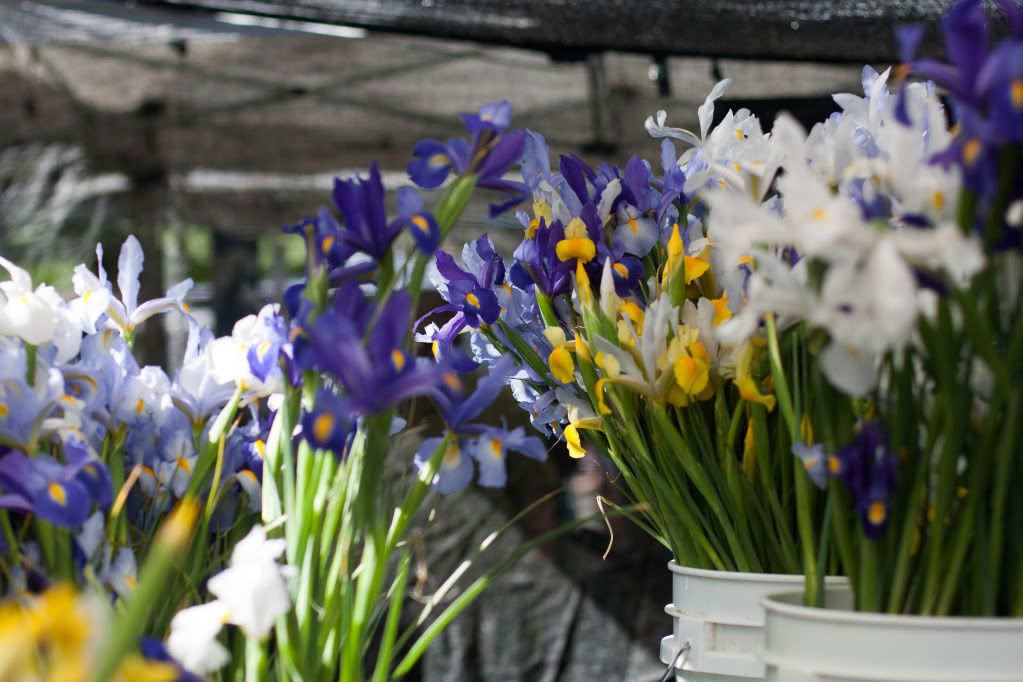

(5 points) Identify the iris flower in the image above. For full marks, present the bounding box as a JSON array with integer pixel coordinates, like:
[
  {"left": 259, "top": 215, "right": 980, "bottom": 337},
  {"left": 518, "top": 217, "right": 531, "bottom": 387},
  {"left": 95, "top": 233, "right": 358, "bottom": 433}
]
[
  {"left": 305, "top": 285, "right": 444, "bottom": 416},
  {"left": 415, "top": 357, "right": 547, "bottom": 493},
  {"left": 300, "top": 388, "right": 353, "bottom": 454},
  {"left": 509, "top": 217, "right": 572, "bottom": 298},
  {"left": 72, "top": 236, "right": 193, "bottom": 341},
  {"left": 612, "top": 157, "right": 660, "bottom": 257},
  {"left": 170, "top": 321, "right": 235, "bottom": 427},
  {"left": 420, "top": 235, "right": 507, "bottom": 363},
  {"left": 408, "top": 100, "right": 529, "bottom": 217},
  {"left": 0, "top": 447, "right": 111, "bottom": 528},
  {"left": 835, "top": 422, "right": 898, "bottom": 539},
  {"left": 900, "top": 0, "right": 1023, "bottom": 200}
]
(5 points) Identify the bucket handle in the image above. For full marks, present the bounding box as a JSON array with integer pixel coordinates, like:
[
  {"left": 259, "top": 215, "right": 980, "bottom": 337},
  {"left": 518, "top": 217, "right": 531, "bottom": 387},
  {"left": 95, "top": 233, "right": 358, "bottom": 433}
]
[{"left": 659, "top": 640, "right": 691, "bottom": 682}]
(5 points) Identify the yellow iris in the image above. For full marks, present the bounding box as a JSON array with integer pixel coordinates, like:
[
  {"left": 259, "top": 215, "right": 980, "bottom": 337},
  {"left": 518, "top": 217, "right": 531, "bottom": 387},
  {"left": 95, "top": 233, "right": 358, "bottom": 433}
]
[
  {"left": 594, "top": 378, "right": 612, "bottom": 415},
  {"left": 674, "top": 356, "right": 708, "bottom": 395},
  {"left": 545, "top": 326, "right": 576, "bottom": 384},
  {"left": 734, "top": 340, "right": 776, "bottom": 412},
  {"left": 575, "top": 260, "right": 594, "bottom": 308},
  {"left": 711, "top": 294, "right": 732, "bottom": 327},
  {"left": 661, "top": 222, "right": 684, "bottom": 288},
  {"left": 736, "top": 376, "right": 777, "bottom": 411},
  {"left": 556, "top": 217, "right": 596, "bottom": 263},
  {"left": 673, "top": 340, "right": 712, "bottom": 399},
  {"left": 564, "top": 424, "right": 587, "bottom": 459},
  {"left": 683, "top": 255, "right": 710, "bottom": 285},
  {"left": 549, "top": 346, "right": 575, "bottom": 384}
]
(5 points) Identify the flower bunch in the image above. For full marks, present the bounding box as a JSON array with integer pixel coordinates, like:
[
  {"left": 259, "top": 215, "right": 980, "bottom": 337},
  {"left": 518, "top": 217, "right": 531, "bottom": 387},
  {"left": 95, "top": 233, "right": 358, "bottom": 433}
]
[
  {"left": 427, "top": 0, "right": 1023, "bottom": 617},
  {"left": 702, "top": 0, "right": 1023, "bottom": 616},
  {"left": 424, "top": 88, "right": 835, "bottom": 597},
  {"left": 0, "top": 100, "right": 570, "bottom": 680}
]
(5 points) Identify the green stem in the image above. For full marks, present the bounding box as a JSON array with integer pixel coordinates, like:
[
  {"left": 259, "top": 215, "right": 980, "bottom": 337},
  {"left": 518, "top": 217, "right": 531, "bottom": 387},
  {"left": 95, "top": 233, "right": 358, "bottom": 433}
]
[
  {"left": 765, "top": 314, "right": 817, "bottom": 604},
  {"left": 370, "top": 551, "right": 411, "bottom": 682},
  {"left": 535, "top": 290, "right": 560, "bottom": 329}
]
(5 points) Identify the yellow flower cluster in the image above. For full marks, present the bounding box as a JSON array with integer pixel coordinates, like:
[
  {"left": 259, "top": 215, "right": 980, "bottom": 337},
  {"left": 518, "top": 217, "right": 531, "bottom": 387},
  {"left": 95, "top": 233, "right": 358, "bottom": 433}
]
[{"left": 0, "top": 585, "right": 177, "bottom": 682}]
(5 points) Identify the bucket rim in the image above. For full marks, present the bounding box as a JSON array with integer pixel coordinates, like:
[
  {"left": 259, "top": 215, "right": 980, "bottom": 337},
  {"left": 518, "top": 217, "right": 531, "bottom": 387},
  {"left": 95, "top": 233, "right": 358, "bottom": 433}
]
[
  {"left": 668, "top": 561, "right": 847, "bottom": 584},
  {"left": 763, "top": 588, "right": 1023, "bottom": 629}
]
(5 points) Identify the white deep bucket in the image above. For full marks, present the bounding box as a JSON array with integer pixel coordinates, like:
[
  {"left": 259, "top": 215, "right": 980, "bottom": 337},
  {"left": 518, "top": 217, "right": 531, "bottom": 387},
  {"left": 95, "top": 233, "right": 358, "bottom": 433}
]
[
  {"left": 761, "top": 587, "right": 1023, "bottom": 681},
  {"left": 660, "top": 562, "right": 847, "bottom": 682}
]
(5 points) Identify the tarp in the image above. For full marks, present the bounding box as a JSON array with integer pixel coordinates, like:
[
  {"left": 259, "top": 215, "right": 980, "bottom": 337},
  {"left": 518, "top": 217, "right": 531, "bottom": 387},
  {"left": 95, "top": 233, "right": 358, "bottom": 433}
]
[{"left": 148, "top": 0, "right": 960, "bottom": 63}]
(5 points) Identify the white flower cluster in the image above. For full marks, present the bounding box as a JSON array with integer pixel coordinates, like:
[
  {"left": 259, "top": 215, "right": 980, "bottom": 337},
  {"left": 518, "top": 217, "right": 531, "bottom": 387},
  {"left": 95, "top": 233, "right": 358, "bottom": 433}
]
[
  {"left": 653, "top": 68, "right": 984, "bottom": 395},
  {"left": 168, "top": 526, "right": 293, "bottom": 675}
]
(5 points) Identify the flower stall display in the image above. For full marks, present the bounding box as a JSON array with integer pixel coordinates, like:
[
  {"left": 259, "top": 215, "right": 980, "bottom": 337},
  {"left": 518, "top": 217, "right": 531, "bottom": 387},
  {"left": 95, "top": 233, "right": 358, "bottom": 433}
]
[
  {"left": 753, "top": 1, "right": 1023, "bottom": 678},
  {"left": 0, "top": 104, "right": 598, "bottom": 681},
  {"left": 3, "top": 0, "right": 1023, "bottom": 677},
  {"left": 419, "top": 0, "right": 1018, "bottom": 678}
]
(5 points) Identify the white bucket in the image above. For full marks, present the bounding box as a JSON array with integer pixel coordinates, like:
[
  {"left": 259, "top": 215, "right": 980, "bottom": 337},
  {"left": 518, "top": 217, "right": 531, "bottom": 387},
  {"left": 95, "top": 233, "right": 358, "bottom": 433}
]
[
  {"left": 761, "top": 587, "right": 1023, "bottom": 681},
  {"left": 660, "top": 562, "right": 847, "bottom": 682}
]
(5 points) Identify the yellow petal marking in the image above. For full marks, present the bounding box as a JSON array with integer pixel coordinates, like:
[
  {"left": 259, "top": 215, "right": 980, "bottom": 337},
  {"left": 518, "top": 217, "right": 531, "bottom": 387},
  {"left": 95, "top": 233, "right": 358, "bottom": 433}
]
[
  {"left": 47, "top": 482, "right": 67, "bottom": 506},
  {"left": 313, "top": 413, "right": 336, "bottom": 443},
  {"left": 391, "top": 349, "right": 406, "bottom": 371},
  {"left": 868, "top": 500, "right": 887, "bottom": 525},
  {"left": 962, "top": 138, "right": 982, "bottom": 166},
  {"left": 1011, "top": 80, "right": 1023, "bottom": 110},
  {"left": 411, "top": 214, "right": 432, "bottom": 235}
]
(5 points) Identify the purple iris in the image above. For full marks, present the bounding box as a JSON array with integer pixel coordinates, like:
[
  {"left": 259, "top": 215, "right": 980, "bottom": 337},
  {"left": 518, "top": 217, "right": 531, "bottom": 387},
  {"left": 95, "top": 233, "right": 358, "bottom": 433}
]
[
  {"left": 598, "top": 242, "right": 644, "bottom": 297},
  {"left": 300, "top": 389, "right": 354, "bottom": 454},
  {"left": 281, "top": 209, "right": 378, "bottom": 315},
  {"left": 900, "top": 1, "right": 1023, "bottom": 175},
  {"left": 304, "top": 284, "right": 444, "bottom": 416},
  {"left": 331, "top": 163, "right": 440, "bottom": 259},
  {"left": 396, "top": 186, "right": 441, "bottom": 254},
  {"left": 0, "top": 445, "right": 111, "bottom": 528},
  {"left": 414, "top": 357, "right": 547, "bottom": 493},
  {"left": 407, "top": 100, "right": 529, "bottom": 217},
  {"left": 559, "top": 153, "right": 599, "bottom": 206},
  {"left": 419, "top": 235, "right": 507, "bottom": 359},
  {"left": 509, "top": 218, "right": 571, "bottom": 298},
  {"left": 834, "top": 422, "right": 898, "bottom": 539}
]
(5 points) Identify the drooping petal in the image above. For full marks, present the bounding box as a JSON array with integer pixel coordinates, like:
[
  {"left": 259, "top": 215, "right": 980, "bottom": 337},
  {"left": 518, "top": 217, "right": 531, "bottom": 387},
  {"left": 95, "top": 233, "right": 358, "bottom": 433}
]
[
  {"left": 406, "top": 211, "right": 441, "bottom": 255},
  {"left": 613, "top": 212, "right": 659, "bottom": 257},
  {"left": 472, "top": 431, "right": 508, "bottom": 488},
  {"left": 448, "top": 356, "right": 515, "bottom": 427},
  {"left": 820, "top": 343, "right": 877, "bottom": 396},
  {"left": 407, "top": 139, "right": 452, "bottom": 189},
  {"left": 416, "top": 436, "right": 473, "bottom": 494}
]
